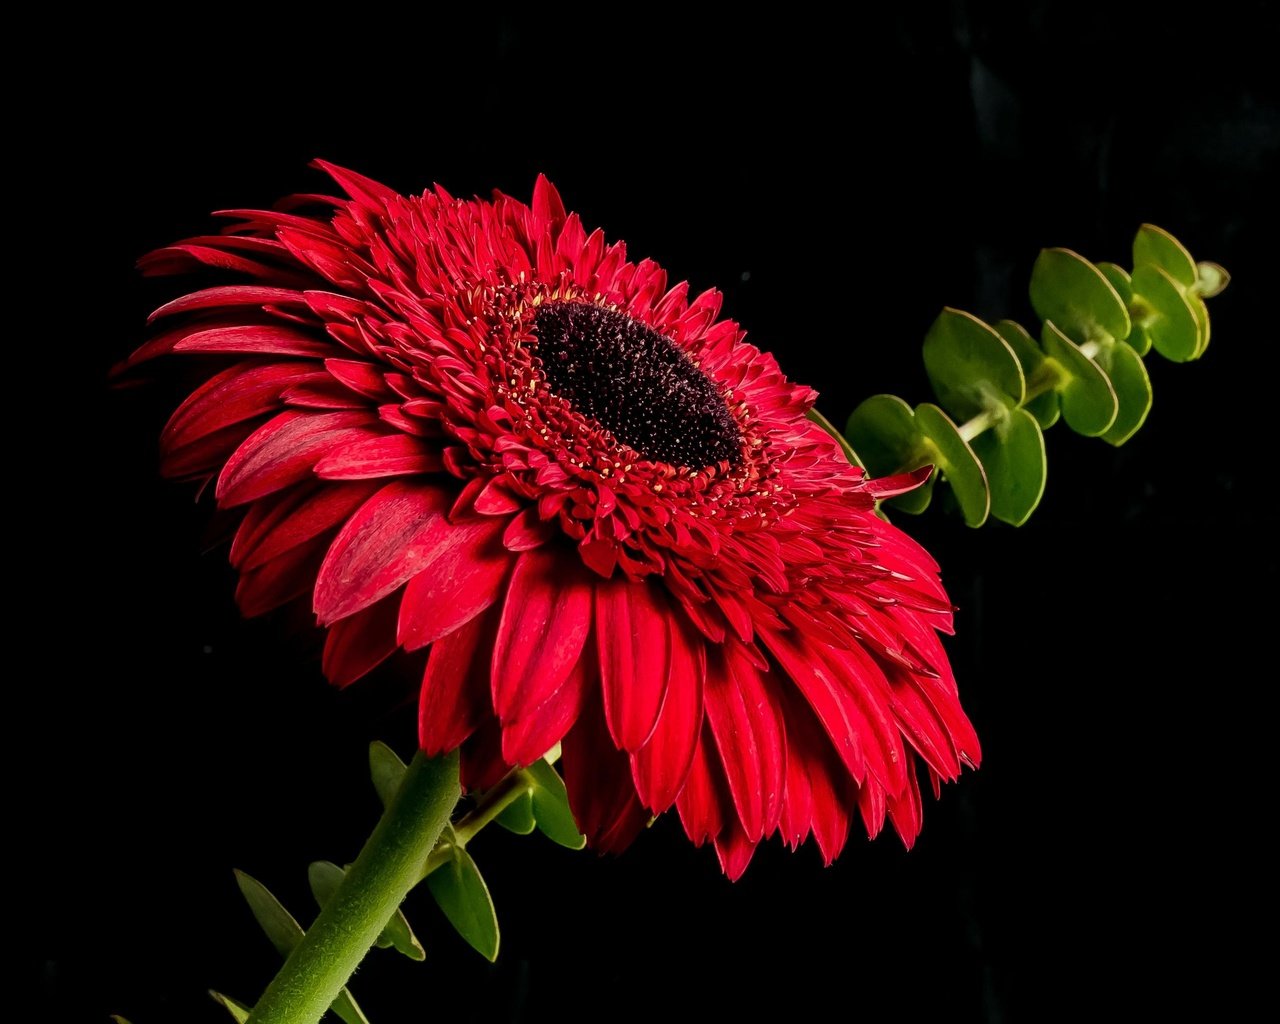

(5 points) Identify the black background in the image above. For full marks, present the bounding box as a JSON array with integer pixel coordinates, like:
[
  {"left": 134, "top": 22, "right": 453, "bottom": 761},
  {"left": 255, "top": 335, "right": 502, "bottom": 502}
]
[{"left": 26, "top": 3, "right": 1279, "bottom": 1022}]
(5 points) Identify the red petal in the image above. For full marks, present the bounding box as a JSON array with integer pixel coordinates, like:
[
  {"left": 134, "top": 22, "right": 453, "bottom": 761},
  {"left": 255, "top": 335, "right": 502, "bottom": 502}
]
[
  {"left": 397, "top": 517, "right": 510, "bottom": 650},
  {"left": 172, "top": 324, "right": 334, "bottom": 358},
  {"left": 562, "top": 694, "right": 645, "bottom": 853},
  {"left": 676, "top": 729, "right": 728, "bottom": 846},
  {"left": 631, "top": 616, "right": 705, "bottom": 814},
  {"left": 490, "top": 549, "right": 593, "bottom": 724},
  {"left": 501, "top": 650, "right": 591, "bottom": 766},
  {"left": 418, "top": 605, "right": 500, "bottom": 756},
  {"left": 313, "top": 482, "right": 454, "bottom": 625},
  {"left": 713, "top": 819, "right": 759, "bottom": 881},
  {"left": 762, "top": 626, "right": 906, "bottom": 795},
  {"left": 148, "top": 285, "right": 307, "bottom": 323},
  {"left": 216, "top": 410, "right": 378, "bottom": 507},
  {"left": 314, "top": 434, "right": 443, "bottom": 480},
  {"left": 703, "top": 644, "right": 786, "bottom": 841},
  {"left": 163, "top": 361, "right": 326, "bottom": 451},
  {"left": 595, "top": 579, "right": 671, "bottom": 752},
  {"left": 235, "top": 537, "right": 327, "bottom": 618},
  {"left": 322, "top": 595, "right": 401, "bottom": 687},
  {"left": 502, "top": 506, "right": 554, "bottom": 551},
  {"left": 231, "top": 481, "right": 378, "bottom": 571},
  {"left": 459, "top": 720, "right": 508, "bottom": 792},
  {"left": 887, "top": 765, "right": 924, "bottom": 850}
]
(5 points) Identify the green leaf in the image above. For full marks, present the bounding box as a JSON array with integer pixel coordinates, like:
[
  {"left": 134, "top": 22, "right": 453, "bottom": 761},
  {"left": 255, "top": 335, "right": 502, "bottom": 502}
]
[
  {"left": 209, "top": 991, "right": 252, "bottom": 1023},
  {"left": 234, "top": 870, "right": 373, "bottom": 1024},
  {"left": 1040, "top": 322, "right": 1119, "bottom": 436},
  {"left": 526, "top": 758, "right": 588, "bottom": 850},
  {"left": 1194, "top": 260, "right": 1230, "bottom": 298},
  {"left": 970, "top": 407, "right": 1047, "bottom": 526},
  {"left": 1131, "top": 263, "right": 1201, "bottom": 362},
  {"left": 369, "top": 740, "right": 408, "bottom": 809},
  {"left": 914, "top": 403, "right": 990, "bottom": 527},
  {"left": 110, "top": 1018, "right": 138, "bottom": 1024},
  {"left": 235, "top": 870, "right": 304, "bottom": 958},
  {"left": 806, "top": 407, "right": 865, "bottom": 469},
  {"left": 844, "top": 394, "right": 935, "bottom": 514},
  {"left": 308, "top": 861, "right": 425, "bottom": 960},
  {"left": 1096, "top": 261, "right": 1132, "bottom": 303},
  {"left": 1029, "top": 247, "right": 1131, "bottom": 345},
  {"left": 495, "top": 788, "right": 537, "bottom": 835},
  {"left": 922, "top": 307, "right": 1025, "bottom": 419},
  {"left": 427, "top": 846, "right": 500, "bottom": 961},
  {"left": 1133, "top": 223, "right": 1197, "bottom": 286},
  {"left": 994, "top": 320, "right": 1060, "bottom": 428},
  {"left": 1098, "top": 342, "right": 1154, "bottom": 446},
  {"left": 845, "top": 394, "right": 927, "bottom": 478}
]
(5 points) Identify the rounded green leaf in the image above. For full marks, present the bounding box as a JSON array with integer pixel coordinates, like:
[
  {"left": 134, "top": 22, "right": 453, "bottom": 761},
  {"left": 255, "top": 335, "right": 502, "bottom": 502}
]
[
  {"left": 1029, "top": 247, "right": 1131, "bottom": 344},
  {"left": 914, "top": 403, "right": 990, "bottom": 527},
  {"left": 526, "top": 758, "right": 588, "bottom": 850},
  {"left": 1098, "top": 342, "right": 1154, "bottom": 446},
  {"left": 1133, "top": 223, "right": 1197, "bottom": 286},
  {"left": 970, "top": 407, "right": 1046, "bottom": 526},
  {"left": 1131, "top": 263, "right": 1201, "bottom": 362},
  {"left": 844, "top": 394, "right": 926, "bottom": 478},
  {"left": 922, "top": 307, "right": 1026, "bottom": 419},
  {"left": 994, "top": 320, "right": 1060, "bottom": 428},
  {"left": 427, "top": 846, "right": 500, "bottom": 962},
  {"left": 1040, "top": 321, "right": 1119, "bottom": 436},
  {"left": 1097, "top": 261, "right": 1132, "bottom": 303},
  {"left": 495, "top": 788, "right": 536, "bottom": 835}
]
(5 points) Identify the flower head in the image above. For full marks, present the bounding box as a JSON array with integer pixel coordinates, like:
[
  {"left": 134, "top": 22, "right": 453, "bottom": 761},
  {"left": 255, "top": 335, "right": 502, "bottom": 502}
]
[{"left": 127, "top": 163, "right": 980, "bottom": 877}]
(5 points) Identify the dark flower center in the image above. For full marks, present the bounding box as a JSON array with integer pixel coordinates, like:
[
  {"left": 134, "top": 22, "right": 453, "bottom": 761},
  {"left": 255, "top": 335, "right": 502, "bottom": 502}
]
[{"left": 532, "top": 302, "right": 743, "bottom": 469}]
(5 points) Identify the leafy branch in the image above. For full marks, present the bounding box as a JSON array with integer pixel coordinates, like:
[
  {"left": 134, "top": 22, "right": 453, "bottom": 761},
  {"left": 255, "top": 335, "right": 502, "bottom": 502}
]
[{"left": 840, "top": 225, "right": 1228, "bottom": 526}]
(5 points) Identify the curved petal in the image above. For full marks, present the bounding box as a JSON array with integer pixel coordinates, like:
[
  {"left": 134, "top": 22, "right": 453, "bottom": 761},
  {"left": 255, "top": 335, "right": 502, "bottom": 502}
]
[
  {"left": 313, "top": 481, "right": 453, "bottom": 625},
  {"left": 397, "top": 517, "right": 510, "bottom": 651},
  {"left": 631, "top": 615, "right": 705, "bottom": 814},
  {"left": 490, "top": 548, "right": 593, "bottom": 724},
  {"left": 595, "top": 579, "right": 671, "bottom": 752},
  {"left": 419, "top": 604, "right": 501, "bottom": 756}
]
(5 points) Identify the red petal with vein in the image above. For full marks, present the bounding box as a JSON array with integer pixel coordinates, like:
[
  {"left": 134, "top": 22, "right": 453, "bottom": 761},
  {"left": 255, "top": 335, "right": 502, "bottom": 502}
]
[
  {"left": 322, "top": 595, "right": 401, "bottom": 687},
  {"left": 631, "top": 617, "right": 705, "bottom": 814},
  {"left": 314, "top": 434, "right": 443, "bottom": 480},
  {"left": 490, "top": 549, "right": 592, "bottom": 724},
  {"left": 501, "top": 650, "right": 591, "bottom": 766},
  {"left": 313, "top": 482, "right": 453, "bottom": 624},
  {"left": 163, "top": 361, "right": 326, "bottom": 452},
  {"left": 148, "top": 286, "right": 307, "bottom": 323},
  {"left": 231, "top": 482, "right": 378, "bottom": 571},
  {"left": 703, "top": 644, "right": 785, "bottom": 841},
  {"left": 419, "top": 606, "right": 500, "bottom": 756},
  {"left": 172, "top": 324, "right": 333, "bottom": 358},
  {"left": 397, "top": 517, "right": 510, "bottom": 651},
  {"left": 677, "top": 728, "right": 729, "bottom": 846},
  {"left": 595, "top": 579, "right": 671, "bottom": 752},
  {"left": 216, "top": 410, "right": 377, "bottom": 507}
]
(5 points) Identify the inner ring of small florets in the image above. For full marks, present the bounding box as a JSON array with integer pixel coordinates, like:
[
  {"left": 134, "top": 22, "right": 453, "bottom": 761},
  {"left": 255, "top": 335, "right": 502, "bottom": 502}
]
[{"left": 530, "top": 301, "right": 744, "bottom": 470}]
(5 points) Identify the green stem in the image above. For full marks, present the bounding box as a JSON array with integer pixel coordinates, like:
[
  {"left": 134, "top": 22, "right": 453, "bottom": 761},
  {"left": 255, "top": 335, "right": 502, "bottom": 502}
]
[{"left": 246, "top": 751, "right": 460, "bottom": 1024}]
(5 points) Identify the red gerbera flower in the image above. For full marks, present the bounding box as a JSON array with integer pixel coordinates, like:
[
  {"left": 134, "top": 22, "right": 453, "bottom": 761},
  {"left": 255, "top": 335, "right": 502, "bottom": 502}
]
[{"left": 126, "top": 162, "right": 980, "bottom": 878}]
